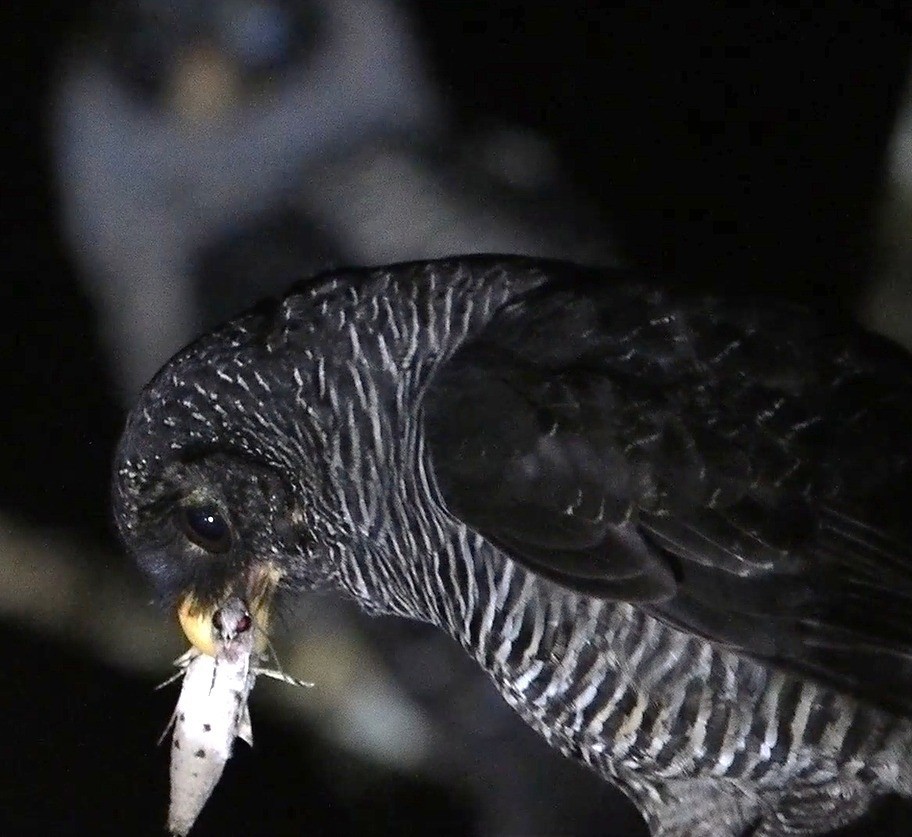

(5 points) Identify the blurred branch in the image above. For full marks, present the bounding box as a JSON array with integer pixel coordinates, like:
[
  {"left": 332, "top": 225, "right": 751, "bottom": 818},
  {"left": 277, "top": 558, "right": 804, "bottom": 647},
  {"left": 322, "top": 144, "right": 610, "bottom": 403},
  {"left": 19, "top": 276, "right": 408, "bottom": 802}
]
[{"left": 0, "top": 512, "right": 437, "bottom": 768}]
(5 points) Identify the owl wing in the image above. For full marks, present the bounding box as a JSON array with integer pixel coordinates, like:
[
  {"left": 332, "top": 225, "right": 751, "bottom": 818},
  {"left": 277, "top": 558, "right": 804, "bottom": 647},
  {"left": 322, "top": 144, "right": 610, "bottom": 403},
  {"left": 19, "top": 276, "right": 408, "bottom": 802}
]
[{"left": 423, "top": 263, "right": 912, "bottom": 715}]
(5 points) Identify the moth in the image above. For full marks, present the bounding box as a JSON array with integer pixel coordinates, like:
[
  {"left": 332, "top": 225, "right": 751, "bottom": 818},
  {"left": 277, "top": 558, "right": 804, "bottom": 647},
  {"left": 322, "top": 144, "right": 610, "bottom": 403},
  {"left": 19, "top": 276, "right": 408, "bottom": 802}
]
[{"left": 160, "top": 598, "right": 311, "bottom": 837}]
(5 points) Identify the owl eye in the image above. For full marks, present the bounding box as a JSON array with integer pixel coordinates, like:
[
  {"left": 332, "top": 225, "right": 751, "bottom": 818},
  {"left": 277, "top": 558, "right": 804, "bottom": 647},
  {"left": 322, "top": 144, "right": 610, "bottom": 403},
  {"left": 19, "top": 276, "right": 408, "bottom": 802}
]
[{"left": 179, "top": 505, "right": 231, "bottom": 553}]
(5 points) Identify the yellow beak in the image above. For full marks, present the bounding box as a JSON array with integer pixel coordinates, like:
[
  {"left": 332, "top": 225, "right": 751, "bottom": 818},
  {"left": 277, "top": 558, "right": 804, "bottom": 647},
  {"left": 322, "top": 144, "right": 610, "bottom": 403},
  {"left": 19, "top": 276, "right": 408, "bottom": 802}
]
[{"left": 177, "top": 565, "right": 280, "bottom": 656}]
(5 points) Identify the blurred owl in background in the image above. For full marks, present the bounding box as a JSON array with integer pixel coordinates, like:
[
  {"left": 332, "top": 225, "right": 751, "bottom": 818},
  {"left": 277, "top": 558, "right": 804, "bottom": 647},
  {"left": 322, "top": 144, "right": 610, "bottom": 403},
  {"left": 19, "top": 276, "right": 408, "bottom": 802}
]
[
  {"left": 52, "top": 0, "right": 437, "bottom": 400},
  {"left": 52, "top": 0, "right": 609, "bottom": 401},
  {"left": 865, "top": 57, "right": 912, "bottom": 353}
]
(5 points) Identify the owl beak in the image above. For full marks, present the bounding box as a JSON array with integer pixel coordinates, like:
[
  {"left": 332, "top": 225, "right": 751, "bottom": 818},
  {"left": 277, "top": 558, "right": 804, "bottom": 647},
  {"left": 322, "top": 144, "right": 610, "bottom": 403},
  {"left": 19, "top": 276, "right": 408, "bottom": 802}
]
[{"left": 177, "top": 563, "right": 281, "bottom": 656}]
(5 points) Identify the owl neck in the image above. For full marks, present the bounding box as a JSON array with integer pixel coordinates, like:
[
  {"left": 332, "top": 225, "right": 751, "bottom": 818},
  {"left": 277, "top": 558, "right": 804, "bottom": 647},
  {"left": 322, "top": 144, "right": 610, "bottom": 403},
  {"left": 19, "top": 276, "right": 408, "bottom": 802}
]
[{"left": 305, "top": 260, "right": 544, "bottom": 602}]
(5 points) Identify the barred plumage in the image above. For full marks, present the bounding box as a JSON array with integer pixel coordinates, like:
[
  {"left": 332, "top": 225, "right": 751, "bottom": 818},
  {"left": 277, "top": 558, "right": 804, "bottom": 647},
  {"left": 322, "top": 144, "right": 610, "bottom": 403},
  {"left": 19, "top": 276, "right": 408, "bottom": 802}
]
[{"left": 114, "top": 256, "right": 912, "bottom": 836}]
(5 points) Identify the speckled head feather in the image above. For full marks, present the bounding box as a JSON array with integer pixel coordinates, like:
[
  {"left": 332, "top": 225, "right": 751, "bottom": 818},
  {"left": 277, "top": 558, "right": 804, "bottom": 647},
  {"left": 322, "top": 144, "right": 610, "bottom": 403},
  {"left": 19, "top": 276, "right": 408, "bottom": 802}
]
[
  {"left": 113, "top": 257, "right": 551, "bottom": 609},
  {"left": 112, "top": 295, "right": 335, "bottom": 606}
]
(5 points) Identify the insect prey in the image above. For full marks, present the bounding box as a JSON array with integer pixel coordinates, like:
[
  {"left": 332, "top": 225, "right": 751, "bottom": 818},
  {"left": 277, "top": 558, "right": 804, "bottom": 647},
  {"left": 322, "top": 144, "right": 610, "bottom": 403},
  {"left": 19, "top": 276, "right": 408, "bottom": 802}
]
[{"left": 160, "top": 597, "right": 311, "bottom": 836}]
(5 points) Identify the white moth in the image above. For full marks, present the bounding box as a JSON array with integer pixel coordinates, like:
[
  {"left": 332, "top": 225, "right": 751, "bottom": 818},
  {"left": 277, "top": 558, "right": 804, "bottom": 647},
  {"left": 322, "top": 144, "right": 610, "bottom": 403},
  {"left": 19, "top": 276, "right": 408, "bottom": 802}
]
[{"left": 160, "top": 598, "right": 311, "bottom": 837}]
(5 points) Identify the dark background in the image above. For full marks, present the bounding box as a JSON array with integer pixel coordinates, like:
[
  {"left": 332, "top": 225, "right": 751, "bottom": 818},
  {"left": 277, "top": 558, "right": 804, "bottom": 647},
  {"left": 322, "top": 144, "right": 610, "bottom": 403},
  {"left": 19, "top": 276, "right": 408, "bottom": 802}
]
[{"left": 2, "top": 3, "right": 912, "bottom": 835}]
